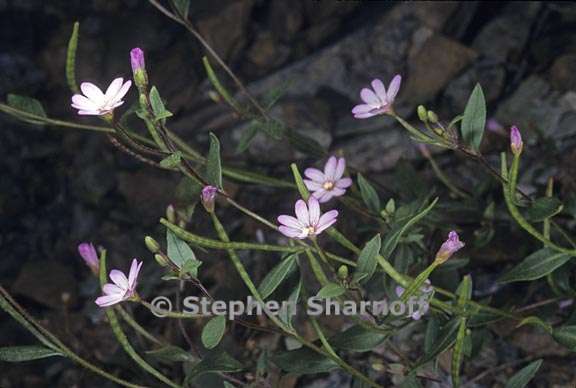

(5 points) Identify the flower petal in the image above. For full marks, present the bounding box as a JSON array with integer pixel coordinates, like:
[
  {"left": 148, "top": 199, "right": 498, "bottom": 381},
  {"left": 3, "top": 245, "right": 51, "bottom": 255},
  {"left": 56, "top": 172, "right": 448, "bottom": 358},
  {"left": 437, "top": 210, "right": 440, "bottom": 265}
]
[
  {"left": 279, "top": 225, "right": 303, "bottom": 239},
  {"left": 371, "top": 79, "right": 387, "bottom": 102},
  {"left": 304, "top": 179, "right": 323, "bottom": 191},
  {"left": 128, "top": 259, "right": 142, "bottom": 289},
  {"left": 353, "top": 111, "right": 378, "bottom": 119},
  {"left": 71, "top": 94, "right": 99, "bottom": 110},
  {"left": 80, "top": 82, "right": 105, "bottom": 104},
  {"left": 77, "top": 110, "right": 104, "bottom": 115},
  {"left": 324, "top": 156, "right": 338, "bottom": 180},
  {"left": 335, "top": 177, "right": 352, "bottom": 188},
  {"left": 316, "top": 190, "right": 333, "bottom": 203},
  {"left": 360, "top": 88, "right": 379, "bottom": 106},
  {"left": 294, "top": 199, "right": 309, "bottom": 224},
  {"left": 315, "top": 216, "right": 337, "bottom": 235},
  {"left": 334, "top": 158, "right": 346, "bottom": 180},
  {"left": 278, "top": 215, "right": 303, "bottom": 229},
  {"left": 386, "top": 74, "right": 402, "bottom": 102},
  {"left": 95, "top": 294, "right": 124, "bottom": 307},
  {"left": 109, "top": 269, "right": 129, "bottom": 289},
  {"left": 330, "top": 187, "right": 346, "bottom": 197},
  {"left": 103, "top": 283, "right": 125, "bottom": 296},
  {"left": 113, "top": 80, "right": 132, "bottom": 102},
  {"left": 104, "top": 77, "right": 124, "bottom": 100},
  {"left": 304, "top": 168, "right": 325, "bottom": 182},
  {"left": 351, "top": 104, "right": 373, "bottom": 114},
  {"left": 308, "top": 197, "right": 320, "bottom": 225},
  {"left": 395, "top": 286, "right": 405, "bottom": 297}
]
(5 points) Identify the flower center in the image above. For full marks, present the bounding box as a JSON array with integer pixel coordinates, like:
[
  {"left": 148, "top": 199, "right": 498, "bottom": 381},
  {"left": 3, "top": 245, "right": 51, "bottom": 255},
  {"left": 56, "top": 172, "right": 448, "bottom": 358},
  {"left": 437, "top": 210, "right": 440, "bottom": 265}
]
[
  {"left": 303, "top": 225, "right": 316, "bottom": 236},
  {"left": 322, "top": 181, "right": 335, "bottom": 191}
]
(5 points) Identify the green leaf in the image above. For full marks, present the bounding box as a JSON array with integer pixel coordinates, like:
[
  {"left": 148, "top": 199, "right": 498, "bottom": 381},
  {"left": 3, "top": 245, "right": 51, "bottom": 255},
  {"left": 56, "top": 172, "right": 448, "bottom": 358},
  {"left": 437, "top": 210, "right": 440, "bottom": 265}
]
[
  {"left": 290, "top": 163, "right": 310, "bottom": 199},
  {"left": 66, "top": 21, "right": 80, "bottom": 93},
  {"left": 257, "top": 119, "right": 285, "bottom": 140},
  {"left": 206, "top": 132, "right": 223, "bottom": 189},
  {"left": 451, "top": 318, "right": 468, "bottom": 387},
  {"left": 417, "top": 320, "right": 460, "bottom": 367},
  {"left": 284, "top": 127, "right": 326, "bottom": 158},
  {"left": 525, "top": 197, "right": 563, "bottom": 222},
  {"left": 166, "top": 229, "right": 201, "bottom": 272},
  {"left": 187, "top": 350, "right": 243, "bottom": 379},
  {"left": 504, "top": 359, "right": 543, "bottom": 388},
  {"left": 181, "top": 258, "right": 202, "bottom": 278},
  {"left": 159, "top": 151, "right": 182, "bottom": 169},
  {"left": 498, "top": 248, "right": 573, "bottom": 283},
  {"left": 461, "top": 83, "right": 486, "bottom": 151},
  {"left": 552, "top": 325, "right": 576, "bottom": 351},
  {"left": 171, "top": 0, "right": 190, "bottom": 18},
  {"left": 352, "top": 234, "right": 381, "bottom": 284},
  {"left": 7, "top": 94, "right": 47, "bottom": 119},
  {"left": 258, "top": 254, "right": 298, "bottom": 299},
  {"left": 149, "top": 86, "right": 173, "bottom": 123},
  {"left": 201, "top": 315, "right": 227, "bottom": 349},
  {"left": 424, "top": 318, "right": 440, "bottom": 354},
  {"left": 0, "top": 346, "right": 62, "bottom": 362},
  {"left": 202, "top": 56, "right": 241, "bottom": 113},
  {"left": 235, "top": 124, "right": 259, "bottom": 154},
  {"left": 146, "top": 345, "right": 195, "bottom": 363},
  {"left": 272, "top": 347, "right": 338, "bottom": 375},
  {"left": 380, "top": 197, "right": 438, "bottom": 258},
  {"left": 329, "top": 325, "right": 388, "bottom": 352},
  {"left": 316, "top": 282, "right": 346, "bottom": 299},
  {"left": 279, "top": 280, "right": 301, "bottom": 328},
  {"left": 357, "top": 174, "right": 380, "bottom": 213}
]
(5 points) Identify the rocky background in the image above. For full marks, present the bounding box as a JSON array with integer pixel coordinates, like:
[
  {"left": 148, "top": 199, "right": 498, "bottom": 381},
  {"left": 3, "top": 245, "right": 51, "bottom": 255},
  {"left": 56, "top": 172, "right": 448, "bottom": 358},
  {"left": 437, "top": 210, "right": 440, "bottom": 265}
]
[{"left": 1, "top": 0, "right": 576, "bottom": 387}]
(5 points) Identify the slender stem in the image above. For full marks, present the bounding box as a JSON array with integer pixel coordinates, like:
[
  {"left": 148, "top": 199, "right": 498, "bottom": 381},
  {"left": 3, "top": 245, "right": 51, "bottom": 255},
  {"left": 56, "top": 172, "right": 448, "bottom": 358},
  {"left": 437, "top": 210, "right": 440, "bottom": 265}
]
[{"left": 117, "top": 306, "right": 164, "bottom": 346}]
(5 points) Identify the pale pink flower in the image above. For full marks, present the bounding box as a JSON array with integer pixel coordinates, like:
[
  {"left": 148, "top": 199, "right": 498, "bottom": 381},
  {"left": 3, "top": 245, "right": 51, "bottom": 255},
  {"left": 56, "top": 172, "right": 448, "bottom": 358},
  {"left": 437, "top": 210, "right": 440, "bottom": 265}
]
[
  {"left": 277, "top": 197, "right": 338, "bottom": 239},
  {"left": 78, "top": 242, "right": 99, "bottom": 274},
  {"left": 71, "top": 78, "right": 132, "bottom": 115},
  {"left": 304, "top": 156, "right": 352, "bottom": 203},
  {"left": 395, "top": 279, "right": 433, "bottom": 320},
  {"left": 95, "top": 259, "right": 143, "bottom": 307},
  {"left": 201, "top": 185, "right": 217, "bottom": 213},
  {"left": 510, "top": 125, "right": 523, "bottom": 155},
  {"left": 352, "top": 75, "right": 402, "bottom": 119},
  {"left": 435, "top": 231, "right": 464, "bottom": 263}
]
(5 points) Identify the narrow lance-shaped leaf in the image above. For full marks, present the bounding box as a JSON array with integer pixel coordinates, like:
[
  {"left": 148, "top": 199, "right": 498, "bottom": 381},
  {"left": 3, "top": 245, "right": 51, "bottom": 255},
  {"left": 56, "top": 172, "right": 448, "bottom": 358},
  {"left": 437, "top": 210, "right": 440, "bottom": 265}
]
[
  {"left": 498, "top": 248, "right": 573, "bottom": 284},
  {"left": 525, "top": 197, "right": 563, "bottom": 222},
  {"left": 461, "top": 83, "right": 486, "bottom": 151},
  {"left": 316, "top": 282, "right": 346, "bottom": 299},
  {"left": 201, "top": 315, "right": 227, "bottom": 349},
  {"left": 357, "top": 174, "right": 380, "bottom": 213},
  {"left": 202, "top": 56, "right": 241, "bottom": 113},
  {"left": 149, "top": 86, "right": 173, "bottom": 124},
  {"left": 0, "top": 346, "right": 62, "bottom": 362},
  {"left": 7, "top": 94, "right": 47, "bottom": 120},
  {"left": 352, "top": 234, "right": 381, "bottom": 284},
  {"left": 504, "top": 359, "right": 543, "bottom": 388},
  {"left": 552, "top": 325, "right": 576, "bottom": 351},
  {"left": 258, "top": 253, "right": 298, "bottom": 299}
]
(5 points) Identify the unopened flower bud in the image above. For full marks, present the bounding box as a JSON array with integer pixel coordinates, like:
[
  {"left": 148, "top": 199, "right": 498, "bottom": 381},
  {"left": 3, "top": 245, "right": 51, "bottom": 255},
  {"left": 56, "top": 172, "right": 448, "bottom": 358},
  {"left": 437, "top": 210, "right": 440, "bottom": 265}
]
[
  {"left": 434, "top": 231, "right": 464, "bottom": 264},
  {"left": 338, "top": 265, "right": 349, "bottom": 280},
  {"left": 166, "top": 204, "right": 176, "bottom": 223},
  {"left": 130, "top": 48, "right": 148, "bottom": 89},
  {"left": 417, "top": 105, "right": 428, "bottom": 122},
  {"left": 144, "top": 236, "right": 160, "bottom": 254},
  {"left": 78, "top": 242, "right": 99, "bottom": 275},
  {"left": 417, "top": 144, "right": 431, "bottom": 158},
  {"left": 201, "top": 185, "right": 218, "bottom": 213},
  {"left": 154, "top": 253, "right": 169, "bottom": 267},
  {"left": 427, "top": 110, "right": 438, "bottom": 123},
  {"left": 510, "top": 125, "right": 523, "bottom": 156}
]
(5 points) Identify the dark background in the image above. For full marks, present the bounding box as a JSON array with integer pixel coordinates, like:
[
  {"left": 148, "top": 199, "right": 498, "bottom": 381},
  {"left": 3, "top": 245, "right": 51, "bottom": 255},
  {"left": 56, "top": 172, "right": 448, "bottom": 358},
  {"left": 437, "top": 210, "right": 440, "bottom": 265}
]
[{"left": 1, "top": 1, "right": 576, "bottom": 387}]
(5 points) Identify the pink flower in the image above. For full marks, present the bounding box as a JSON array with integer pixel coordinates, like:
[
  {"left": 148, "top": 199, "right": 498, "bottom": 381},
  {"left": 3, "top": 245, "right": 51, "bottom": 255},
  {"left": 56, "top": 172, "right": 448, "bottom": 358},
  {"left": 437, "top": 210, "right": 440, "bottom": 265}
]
[
  {"left": 95, "top": 259, "right": 143, "bottom": 307},
  {"left": 277, "top": 197, "right": 338, "bottom": 239},
  {"left": 71, "top": 78, "right": 132, "bottom": 115},
  {"left": 78, "top": 242, "right": 99, "bottom": 274},
  {"left": 304, "top": 156, "right": 352, "bottom": 203},
  {"left": 395, "top": 279, "right": 433, "bottom": 320},
  {"left": 435, "top": 231, "right": 464, "bottom": 263},
  {"left": 352, "top": 75, "right": 402, "bottom": 119},
  {"left": 510, "top": 125, "right": 523, "bottom": 155},
  {"left": 201, "top": 185, "right": 218, "bottom": 213},
  {"left": 130, "top": 48, "right": 145, "bottom": 73}
]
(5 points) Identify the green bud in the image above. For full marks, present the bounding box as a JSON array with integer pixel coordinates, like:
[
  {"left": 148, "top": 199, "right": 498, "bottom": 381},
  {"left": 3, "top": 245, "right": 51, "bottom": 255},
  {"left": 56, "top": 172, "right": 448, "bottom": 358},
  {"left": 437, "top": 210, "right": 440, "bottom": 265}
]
[
  {"left": 417, "top": 105, "right": 428, "bottom": 122},
  {"left": 154, "top": 253, "right": 169, "bottom": 267},
  {"left": 427, "top": 110, "right": 438, "bottom": 123},
  {"left": 337, "top": 265, "right": 349, "bottom": 280},
  {"left": 145, "top": 236, "right": 160, "bottom": 254},
  {"left": 166, "top": 204, "right": 176, "bottom": 223}
]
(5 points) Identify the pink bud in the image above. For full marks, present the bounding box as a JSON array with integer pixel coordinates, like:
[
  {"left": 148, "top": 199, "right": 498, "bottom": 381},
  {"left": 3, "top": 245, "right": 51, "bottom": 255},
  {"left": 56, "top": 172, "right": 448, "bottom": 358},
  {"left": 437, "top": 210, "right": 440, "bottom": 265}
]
[
  {"left": 78, "top": 242, "right": 99, "bottom": 274},
  {"left": 201, "top": 185, "right": 218, "bottom": 213},
  {"left": 510, "top": 125, "right": 523, "bottom": 155},
  {"left": 435, "top": 231, "right": 464, "bottom": 263},
  {"left": 130, "top": 48, "right": 145, "bottom": 73}
]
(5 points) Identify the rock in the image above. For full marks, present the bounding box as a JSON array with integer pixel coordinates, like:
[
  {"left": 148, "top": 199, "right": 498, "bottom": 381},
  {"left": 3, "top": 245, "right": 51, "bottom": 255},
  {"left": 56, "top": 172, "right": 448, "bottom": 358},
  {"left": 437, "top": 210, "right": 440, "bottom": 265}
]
[
  {"left": 303, "top": 0, "right": 359, "bottom": 22},
  {"left": 197, "top": 0, "right": 255, "bottom": 62},
  {"left": 404, "top": 33, "right": 478, "bottom": 105},
  {"left": 268, "top": 0, "right": 303, "bottom": 42},
  {"left": 245, "top": 31, "right": 290, "bottom": 75},
  {"left": 550, "top": 54, "right": 576, "bottom": 92},
  {"left": 12, "top": 260, "right": 78, "bottom": 308}
]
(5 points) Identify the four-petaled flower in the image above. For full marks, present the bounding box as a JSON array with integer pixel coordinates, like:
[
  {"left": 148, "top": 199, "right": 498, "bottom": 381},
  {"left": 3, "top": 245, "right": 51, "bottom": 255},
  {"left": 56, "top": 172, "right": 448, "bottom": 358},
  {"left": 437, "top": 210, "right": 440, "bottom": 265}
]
[
  {"left": 304, "top": 156, "right": 352, "bottom": 203},
  {"left": 352, "top": 75, "right": 402, "bottom": 119},
  {"left": 277, "top": 196, "right": 338, "bottom": 239},
  {"left": 71, "top": 78, "right": 132, "bottom": 116},
  {"left": 435, "top": 230, "right": 464, "bottom": 263},
  {"left": 95, "top": 259, "right": 143, "bottom": 307},
  {"left": 78, "top": 242, "right": 99, "bottom": 275},
  {"left": 395, "top": 279, "right": 433, "bottom": 320}
]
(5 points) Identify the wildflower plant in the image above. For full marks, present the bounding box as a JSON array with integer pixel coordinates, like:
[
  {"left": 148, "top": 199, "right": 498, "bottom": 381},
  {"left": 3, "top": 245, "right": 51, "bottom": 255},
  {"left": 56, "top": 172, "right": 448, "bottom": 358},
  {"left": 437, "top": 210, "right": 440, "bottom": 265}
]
[{"left": 0, "top": 3, "right": 574, "bottom": 388}]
